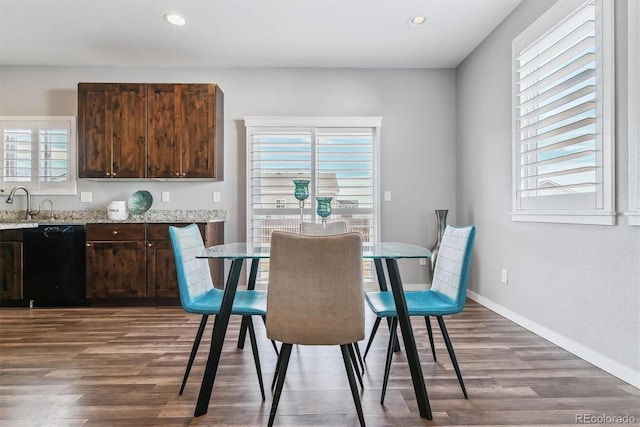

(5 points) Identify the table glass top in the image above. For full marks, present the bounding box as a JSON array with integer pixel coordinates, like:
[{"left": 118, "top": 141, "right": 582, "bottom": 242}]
[{"left": 198, "top": 242, "right": 431, "bottom": 259}]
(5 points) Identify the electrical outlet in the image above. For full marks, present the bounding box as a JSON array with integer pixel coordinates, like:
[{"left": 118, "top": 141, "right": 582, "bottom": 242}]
[
  {"left": 162, "top": 191, "right": 170, "bottom": 202},
  {"left": 501, "top": 268, "right": 508, "bottom": 284},
  {"left": 419, "top": 258, "right": 427, "bottom": 266},
  {"left": 80, "top": 192, "right": 92, "bottom": 203},
  {"left": 213, "top": 192, "right": 221, "bottom": 202}
]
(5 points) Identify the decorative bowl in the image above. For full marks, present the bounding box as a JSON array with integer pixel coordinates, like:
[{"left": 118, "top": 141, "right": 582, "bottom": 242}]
[{"left": 127, "top": 190, "right": 153, "bottom": 215}]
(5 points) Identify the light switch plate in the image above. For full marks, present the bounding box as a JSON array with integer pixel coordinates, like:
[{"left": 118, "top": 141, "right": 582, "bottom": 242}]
[
  {"left": 80, "top": 192, "right": 92, "bottom": 203},
  {"left": 213, "top": 192, "right": 221, "bottom": 202},
  {"left": 162, "top": 191, "right": 170, "bottom": 202},
  {"left": 384, "top": 191, "right": 392, "bottom": 201}
]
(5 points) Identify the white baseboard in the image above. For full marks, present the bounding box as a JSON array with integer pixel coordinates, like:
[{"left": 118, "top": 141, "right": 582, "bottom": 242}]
[{"left": 467, "top": 290, "right": 640, "bottom": 389}]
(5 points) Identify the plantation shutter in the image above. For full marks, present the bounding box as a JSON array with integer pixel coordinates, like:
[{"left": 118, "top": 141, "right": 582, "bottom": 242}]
[
  {"left": 1, "top": 117, "right": 76, "bottom": 194},
  {"left": 245, "top": 116, "right": 381, "bottom": 284},
  {"left": 0, "top": 118, "right": 75, "bottom": 194},
  {"left": 512, "top": 0, "right": 614, "bottom": 224}
]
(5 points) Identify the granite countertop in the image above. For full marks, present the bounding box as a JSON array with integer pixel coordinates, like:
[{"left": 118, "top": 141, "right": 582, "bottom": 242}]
[{"left": 0, "top": 209, "right": 226, "bottom": 230}]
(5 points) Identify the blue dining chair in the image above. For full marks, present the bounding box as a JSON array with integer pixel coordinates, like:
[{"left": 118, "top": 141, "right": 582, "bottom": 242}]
[
  {"left": 169, "top": 224, "right": 269, "bottom": 400},
  {"left": 364, "top": 224, "right": 476, "bottom": 403}
]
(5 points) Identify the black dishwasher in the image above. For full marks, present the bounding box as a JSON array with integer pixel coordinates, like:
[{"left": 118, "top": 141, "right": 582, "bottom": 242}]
[{"left": 23, "top": 225, "right": 88, "bottom": 307}]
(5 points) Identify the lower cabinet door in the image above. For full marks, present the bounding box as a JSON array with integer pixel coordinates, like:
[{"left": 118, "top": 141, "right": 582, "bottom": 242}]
[
  {"left": 86, "top": 241, "right": 147, "bottom": 298},
  {"left": 0, "top": 241, "right": 23, "bottom": 301},
  {"left": 146, "top": 239, "right": 179, "bottom": 299}
]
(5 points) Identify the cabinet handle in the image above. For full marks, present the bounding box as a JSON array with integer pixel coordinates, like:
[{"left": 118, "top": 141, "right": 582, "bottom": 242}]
[
  {"left": 106, "top": 172, "right": 111, "bottom": 177},
  {"left": 112, "top": 171, "right": 117, "bottom": 176},
  {"left": 86, "top": 243, "right": 91, "bottom": 247},
  {"left": 175, "top": 172, "right": 180, "bottom": 176},
  {"left": 181, "top": 172, "right": 186, "bottom": 177},
  {"left": 147, "top": 243, "right": 153, "bottom": 247},
  {"left": 112, "top": 230, "right": 118, "bottom": 236}
]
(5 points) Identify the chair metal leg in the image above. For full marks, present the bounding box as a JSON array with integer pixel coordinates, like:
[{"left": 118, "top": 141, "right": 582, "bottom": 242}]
[
  {"left": 237, "top": 316, "right": 248, "bottom": 349},
  {"left": 180, "top": 314, "right": 209, "bottom": 395},
  {"left": 348, "top": 344, "right": 364, "bottom": 389},
  {"left": 353, "top": 341, "right": 365, "bottom": 374},
  {"left": 363, "top": 316, "right": 381, "bottom": 360},
  {"left": 271, "top": 362, "right": 279, "bottom": 391},
  {"left": 341, "top": 344, "right": 366, "bottom": 427},
  {"left": 436, "top": 316, "right": 467, "bottom": 399},
  {"left": 247, "top": 316, "right": 265, "bottom": 401},
  {"left": 425, "top": 316, "right": 437, "bottom": 361},
  {"left": 268, "top": 343, "right": 293, "bottom": 427},
  {"left": 381, "top": 317, "right": 397, "bottom": 404},
  {"left": 262, "top": 315, "right": 279, "bottom": 356}
]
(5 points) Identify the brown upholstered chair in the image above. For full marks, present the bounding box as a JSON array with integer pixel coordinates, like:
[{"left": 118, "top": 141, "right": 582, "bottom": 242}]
[
  {"left": 299, "top": 219, "right": 365, "bottom": 376},
  {"left": 266, "top": 230, "right": 366, "bottom": 427}
]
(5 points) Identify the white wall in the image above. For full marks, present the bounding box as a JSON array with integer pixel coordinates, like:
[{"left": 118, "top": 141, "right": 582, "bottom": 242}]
[
  {"left": 456, "top": 0, "right": 640, "bottom": 386},
  {"left": 0, "top": 66, "right": 457, "bottom": 284}
]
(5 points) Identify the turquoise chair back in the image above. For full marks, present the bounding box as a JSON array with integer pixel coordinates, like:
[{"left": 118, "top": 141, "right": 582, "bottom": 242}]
[
  {"left": 430, "top": 224, "right": 477, "bottom": 313},
  {"left": 169, "top": 224, "right": 223, "bottom": 312}
]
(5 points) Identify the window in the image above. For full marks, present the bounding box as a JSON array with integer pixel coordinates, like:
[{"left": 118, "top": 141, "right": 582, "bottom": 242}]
[
  {"left": 245, "top": 116, "right": 381, "bottom": 285},
  {"left": 1, "top": 117, "right": 77, "bottom": 195},
  {"left": 512, "top": 0, "right": 615, "bottom": 225},
  {"left": 627, "top": 0, "right": 640, "bottom": 226}
]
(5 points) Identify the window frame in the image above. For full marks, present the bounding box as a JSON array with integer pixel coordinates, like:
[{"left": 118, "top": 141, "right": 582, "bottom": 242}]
[
  {"left": 245, "top": 116, "right": 382, "bottom": 284},
  {"left": 1, "top": 116, "right": 78, "bottom": 195},
  {"left": 511, "top": 0, "right": 615, "bottom": 225},
  {"left": 626, "top": 0, "right": 640, "bottom": 226}
]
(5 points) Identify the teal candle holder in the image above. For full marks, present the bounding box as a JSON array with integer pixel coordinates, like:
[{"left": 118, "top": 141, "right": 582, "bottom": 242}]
[
  {"left": 316, "top": 196, "right": 333, "bottom": 230},
  {"left": 293, "top": 180, "right": 310, "bottom": 224}
]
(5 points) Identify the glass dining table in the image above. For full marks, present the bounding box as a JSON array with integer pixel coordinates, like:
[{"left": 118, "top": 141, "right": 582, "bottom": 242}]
[{"left": 193, "top": 241, "right": 433, "bottom": 420}]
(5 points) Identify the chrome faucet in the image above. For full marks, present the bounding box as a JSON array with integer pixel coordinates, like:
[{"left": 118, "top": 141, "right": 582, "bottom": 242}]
[
  {"left": 6, "top": 186, "right": 40, "bottom": 220},
  {"left": 40, "top": 198, "right": 55, "bottom": 221}
]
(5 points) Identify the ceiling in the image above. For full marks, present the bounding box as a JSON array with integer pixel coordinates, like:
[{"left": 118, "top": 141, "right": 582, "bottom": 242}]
[{"left": 0, "top": 0, "right": 523, "bottom": 69}]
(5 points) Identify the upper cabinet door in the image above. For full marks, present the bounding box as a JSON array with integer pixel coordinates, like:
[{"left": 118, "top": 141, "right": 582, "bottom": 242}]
[
  {"left": 148, "top": 83, "right": 222, "bottom": 179},
  {"left": 78, "top": 83, "right": 146, "bottom": 178},
  {"left": 147, "top": 84, "right": 182, "bottom": 178},
  {"left": 180, "top": 84, "right": 221, "bottom": 179}
]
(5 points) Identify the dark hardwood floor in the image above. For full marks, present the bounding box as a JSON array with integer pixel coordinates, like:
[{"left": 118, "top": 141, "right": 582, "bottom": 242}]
[{"left": 1, "top": 300, "right": 638, "bottom": 426}]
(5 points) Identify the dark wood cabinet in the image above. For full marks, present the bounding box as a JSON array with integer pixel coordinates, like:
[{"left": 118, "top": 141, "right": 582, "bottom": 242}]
[
  {"left": 78, "top": 83, "right": 147, "bottom": 178},
  {"left": 78, "top": 82, "right": 223, "bottom": 181},
  {"left": 146, "top": 223, "right": 206, "bottom": 301},
  {"left": 85, "top": 224, "right": 147, "bottom": 299},
  {"left": 86, "top": 222, "right": 224, "bottom": 305},
  {"left": 147, "top": 84, "right": 223, "bottom": 179},
  {"left": 0, "top": 230, "right": 23, "bottom": 302}
]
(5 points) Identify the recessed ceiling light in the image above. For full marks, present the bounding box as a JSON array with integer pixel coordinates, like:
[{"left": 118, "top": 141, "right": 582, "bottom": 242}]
[
  {"left": 408, "top": 16, "right": 426, "bottom": 26},
  {"left": 164, "top": 13, "right": 186, "bottom": 26}
]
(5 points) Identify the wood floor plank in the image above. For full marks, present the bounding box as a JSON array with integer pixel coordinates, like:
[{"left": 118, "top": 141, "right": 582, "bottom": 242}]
[{"left": 1, "top": 301, "right": 638, "bottom": 426}]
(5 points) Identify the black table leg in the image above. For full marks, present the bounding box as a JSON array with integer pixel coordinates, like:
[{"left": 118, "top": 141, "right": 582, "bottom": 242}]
[
  {"left": 385, "top": 258, "right": 432, "bottom": 420},
  {"left": 194, "top": 258, "right": 244, "bottom": 417},
  {"left": 374, "top": 259, "right": 400, "bottom": 352},
  {"left": 237, "top": 258, "right": 260, "bottom": 349}
]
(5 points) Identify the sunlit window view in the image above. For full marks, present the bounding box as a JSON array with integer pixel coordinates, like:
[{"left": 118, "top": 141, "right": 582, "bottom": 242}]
[
  {"left": 516, "top": 2, "right": 597, "bottom": 198},
  {"left": 1, "top": 118, "right": 75, "bottom": 193},
  {"left": 512, "top": 0, "right": 614, "bottom": 224},
  {"left": 246, "top": 119, "right": 381, "bottom": 285}
]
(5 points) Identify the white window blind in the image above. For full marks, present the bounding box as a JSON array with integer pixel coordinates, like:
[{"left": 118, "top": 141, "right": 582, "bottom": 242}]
[
  {"left": 1, "top": 117, "right": 77, "bottom": 195},
  {"left": 245, "top": 116, "right": 381, "bottom": 285},
  {"left": 512, "top": 0, "right": 614, "bottom": 225},
  {"left": 627, "top": 0, "right": 640, "bottom": 226}
]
